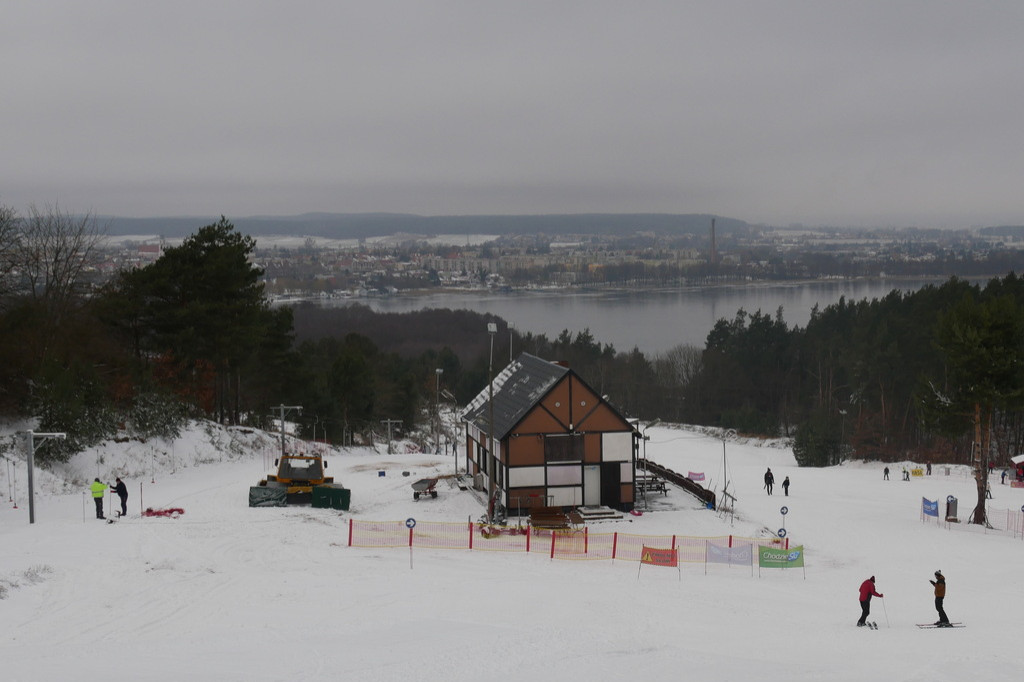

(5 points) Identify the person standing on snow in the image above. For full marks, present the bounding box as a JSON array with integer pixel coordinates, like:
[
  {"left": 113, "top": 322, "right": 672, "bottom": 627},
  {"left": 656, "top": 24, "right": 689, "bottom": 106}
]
[
  {"left": 782, "top": 476, "right": 790, "bottom": 496},
  {"left": 883, "top": 466, "right": 890, "bottom": 480},
  {"left": 111, "top": 477, "right": 128, "bottom": 517},
  {"left": 89, "top": 478, "right": 106, "bottom": 519},
  {"left": 857, "top": 576, "right": 883, "bottom": 626},
  {"left": 764, "top": 468, "right": 774, "bottom": 495},
  {"left": 929, "top": 570, "right": 950, "bottom": 626}
]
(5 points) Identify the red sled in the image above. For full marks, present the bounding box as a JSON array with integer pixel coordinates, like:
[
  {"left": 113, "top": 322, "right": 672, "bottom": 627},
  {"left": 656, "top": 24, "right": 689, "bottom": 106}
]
[{"left": 143, "top": 507, "right": 185, "bottom": 518}]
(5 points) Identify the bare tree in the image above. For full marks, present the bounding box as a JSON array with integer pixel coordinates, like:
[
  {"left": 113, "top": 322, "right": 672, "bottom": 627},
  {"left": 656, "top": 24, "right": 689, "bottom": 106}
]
[
  {"left": 654, "top": 343, "right": 704, "bottom": 386},
  {"left": 16, "top": 204, "right": 106, "bottom": 320}
]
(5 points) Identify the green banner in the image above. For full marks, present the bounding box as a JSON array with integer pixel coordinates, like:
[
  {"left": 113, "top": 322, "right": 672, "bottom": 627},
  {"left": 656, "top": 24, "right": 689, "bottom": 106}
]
[{"left": 758, "top": 545, "right": 804, "bottom": 568}]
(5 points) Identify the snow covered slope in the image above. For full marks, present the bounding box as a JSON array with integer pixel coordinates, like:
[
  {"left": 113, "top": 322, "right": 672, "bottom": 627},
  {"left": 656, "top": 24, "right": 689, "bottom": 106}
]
[{"left": 1, "top": 421, "right": 1021, "bottom": 681}]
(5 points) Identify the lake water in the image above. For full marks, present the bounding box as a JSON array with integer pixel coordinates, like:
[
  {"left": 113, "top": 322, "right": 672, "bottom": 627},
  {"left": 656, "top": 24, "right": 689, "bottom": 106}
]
[{"left": 326, "top": 278, "right": 966, "bottom": 355}]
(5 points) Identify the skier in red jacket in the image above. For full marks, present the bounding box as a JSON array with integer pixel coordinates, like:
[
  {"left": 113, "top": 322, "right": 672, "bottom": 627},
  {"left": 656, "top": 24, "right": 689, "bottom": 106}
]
[{"left": 857, "top": 576, "right": 883, "bottom": 627}]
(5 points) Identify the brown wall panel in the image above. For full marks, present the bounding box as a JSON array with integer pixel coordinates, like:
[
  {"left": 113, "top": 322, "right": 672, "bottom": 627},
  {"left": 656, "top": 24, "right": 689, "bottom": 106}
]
[
  {"left": 583, "top": 432, "right": 602, "bottom": 463},
  {"left": 508, "top": 487, "right": 548, "bottom": 510},
  {"left": 540, "top": 380, "right": 572, "bottom": 425},
  {"left": 517, "top": 408, "right": 567, "bottom": 435},
  {"left": 508, "top": 435, "right": 545, "bottom": 467}
]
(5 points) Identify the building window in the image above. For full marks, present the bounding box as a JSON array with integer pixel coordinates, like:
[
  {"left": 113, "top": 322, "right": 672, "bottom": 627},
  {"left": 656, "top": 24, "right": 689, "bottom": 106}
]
[{"left": 545, "top": 434, "right": 583, "bottom": 463}]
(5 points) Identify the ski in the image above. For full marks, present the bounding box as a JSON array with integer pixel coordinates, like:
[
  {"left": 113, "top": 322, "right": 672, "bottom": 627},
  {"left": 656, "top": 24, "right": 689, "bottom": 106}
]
[
  {"left": 916, "top": 622, "right": 964, "bottom": 628},
  {"left": 868, "top": 621, "right": 878, "bottom": 630}
]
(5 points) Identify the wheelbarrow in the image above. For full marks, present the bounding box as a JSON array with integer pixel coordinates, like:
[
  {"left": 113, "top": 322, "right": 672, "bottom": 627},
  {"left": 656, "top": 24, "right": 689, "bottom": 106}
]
[{"left": 412, "top": 477, "right": 439, "bottom": 500}]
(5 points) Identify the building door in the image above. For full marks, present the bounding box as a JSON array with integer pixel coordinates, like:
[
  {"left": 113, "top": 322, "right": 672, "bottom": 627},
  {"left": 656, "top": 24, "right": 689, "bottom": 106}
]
[
  {"left": 583, "top": 465, "right": 600, "bottom": 506},
  {"left": 600, "top": 462, "right": 621, "bottom": 508}
]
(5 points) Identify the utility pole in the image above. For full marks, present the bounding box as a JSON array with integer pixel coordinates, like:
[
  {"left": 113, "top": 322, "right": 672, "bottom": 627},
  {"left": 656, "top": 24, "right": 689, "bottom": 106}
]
[
  {"left": 487, "top": 322, "right": 497, "bottom": 522},
  {"left": 435, "top": 367, "right": 444, "bottom": 454},
  {"left": 381, "top": 419, "right": 402, "bottom": 454},
  {"left": 272, "top": 404, "right": 302, "bottom": 459},
  {"left": 19, "top": 431, "right": 67, "bottom": 524}
]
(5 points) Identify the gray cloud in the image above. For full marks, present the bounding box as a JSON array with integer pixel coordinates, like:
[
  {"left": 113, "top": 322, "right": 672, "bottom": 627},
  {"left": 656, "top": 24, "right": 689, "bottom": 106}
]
[{"left": 4, "top": 1, "right": 1023, "bottom": 228}]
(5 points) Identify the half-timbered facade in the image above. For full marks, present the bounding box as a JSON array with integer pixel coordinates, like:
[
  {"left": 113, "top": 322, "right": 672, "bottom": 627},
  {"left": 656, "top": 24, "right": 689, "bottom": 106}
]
[{"left": 460, "top": 353, "right": 638, "bottom": 513}]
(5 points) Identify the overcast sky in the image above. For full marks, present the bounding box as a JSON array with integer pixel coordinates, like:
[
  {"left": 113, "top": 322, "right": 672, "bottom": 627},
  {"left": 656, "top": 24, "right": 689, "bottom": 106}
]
[{"left": 3, "top": 1, "right": 1023, "bottom": 228}]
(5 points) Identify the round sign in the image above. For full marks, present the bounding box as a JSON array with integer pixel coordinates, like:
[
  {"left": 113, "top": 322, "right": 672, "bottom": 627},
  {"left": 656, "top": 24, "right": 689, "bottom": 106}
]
[
  {"left": 947, "top": 495, "right": 956, "bottom": 503},
  {"left": 405, "top": 517, "right": 416, "bottom": 529},
  {"left": 780, "top": 506, "right": 789, "bottom": 515},
  {"left": 777, "top": 528, "right": 787, "bottom": 538}
]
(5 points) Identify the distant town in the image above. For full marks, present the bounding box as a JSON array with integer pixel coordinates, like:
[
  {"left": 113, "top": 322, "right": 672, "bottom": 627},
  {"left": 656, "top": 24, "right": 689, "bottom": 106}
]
[{"left": 100, "top": 220, "right": 1024, "bottom": 300}]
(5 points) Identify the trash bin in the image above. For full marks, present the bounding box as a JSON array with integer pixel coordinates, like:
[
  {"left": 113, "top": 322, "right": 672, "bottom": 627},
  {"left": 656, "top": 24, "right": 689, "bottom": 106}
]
[{"left": 312, "top": 485, "right": 351, "bottom": 510}]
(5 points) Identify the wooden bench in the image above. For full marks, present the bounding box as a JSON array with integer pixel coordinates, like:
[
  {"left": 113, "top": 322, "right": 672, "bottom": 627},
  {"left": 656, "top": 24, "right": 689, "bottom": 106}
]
[
  {"left": 636, "top": 475, "right": 668, "bottom": 495},
  {"left": 530, "top": 506, "right": 570, "bottom": 532}
]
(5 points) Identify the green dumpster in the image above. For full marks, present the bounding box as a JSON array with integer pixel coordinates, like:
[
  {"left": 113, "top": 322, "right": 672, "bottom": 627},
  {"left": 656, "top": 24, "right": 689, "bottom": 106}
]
[{"left": 312, "top": 485, "right": 351, "bottom": 510}]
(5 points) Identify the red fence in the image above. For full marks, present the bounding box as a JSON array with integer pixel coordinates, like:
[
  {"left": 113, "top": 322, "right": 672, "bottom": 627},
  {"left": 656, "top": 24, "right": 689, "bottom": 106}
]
[
  {"left": 347, "top": 519, "right": 789, "bottom": 562},
  {"left": 986, "top": 508, "right": 1024, "bottom": 538}
]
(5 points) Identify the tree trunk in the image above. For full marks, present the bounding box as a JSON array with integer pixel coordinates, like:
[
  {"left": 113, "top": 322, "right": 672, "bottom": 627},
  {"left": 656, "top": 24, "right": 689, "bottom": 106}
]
[{"left": 971, "top": 402, "right": 989, "bottom": 526}]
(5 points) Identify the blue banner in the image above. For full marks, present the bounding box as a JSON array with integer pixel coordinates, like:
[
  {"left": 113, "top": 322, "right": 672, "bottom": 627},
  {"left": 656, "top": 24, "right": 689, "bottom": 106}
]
[{"left": 922, "top": 497, "right": 939, "bottom": 517}]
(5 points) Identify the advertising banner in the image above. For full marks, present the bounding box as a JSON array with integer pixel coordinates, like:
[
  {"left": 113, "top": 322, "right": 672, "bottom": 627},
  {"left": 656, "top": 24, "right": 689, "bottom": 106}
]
[
  {"left": 922, "top": 498, "right": 939, "bottom": 517},
  {"left": 688, "top": 471, "right": 705, "bottom": 481},
  {"left": 707, "top": 542, "right": 752, "bottom": 566},
  {"left": 758, "top": 545, "right": 804, "bottom": 569}
]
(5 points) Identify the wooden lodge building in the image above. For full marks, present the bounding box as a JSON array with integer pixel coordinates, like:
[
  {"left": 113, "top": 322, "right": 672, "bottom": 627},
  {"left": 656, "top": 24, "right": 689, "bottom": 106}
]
[{"left": 460, "top": 352, "right": 639, "bottom": 514}]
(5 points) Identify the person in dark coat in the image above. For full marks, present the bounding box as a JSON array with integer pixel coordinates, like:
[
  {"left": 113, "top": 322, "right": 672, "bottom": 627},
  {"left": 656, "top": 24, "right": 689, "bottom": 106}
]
[
  {"left": 929, "top": 570, "right": 950, "bottom": 626},
  {"left": 782, "top": 476, "right": 790, "bottom": 496},
  {"left": 764, "top": 468, "right": 774, "bottom": 495},
  {"left": 883, "top": 466, "right": 890, "bottom": 480},
  {"left": 857, "top": 576, "right": 883, "bottom": 626},
  {"left": 111, "top": 477, "right": 128, "bottom": 517}
]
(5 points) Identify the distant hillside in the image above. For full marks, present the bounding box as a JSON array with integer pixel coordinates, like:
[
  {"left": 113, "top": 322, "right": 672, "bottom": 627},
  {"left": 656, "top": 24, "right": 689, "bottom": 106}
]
[
  {"left": 980, "top": 225, "right": 1024, "bottom": 238},
  {"left": 104, "top": 212, "right": 751, "bottom": 239}
]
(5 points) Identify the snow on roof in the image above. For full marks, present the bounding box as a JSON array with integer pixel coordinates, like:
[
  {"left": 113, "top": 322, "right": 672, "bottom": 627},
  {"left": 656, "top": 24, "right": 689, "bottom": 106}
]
[{"left": 459, "top": 353, "right": 568, "bottom": 439}]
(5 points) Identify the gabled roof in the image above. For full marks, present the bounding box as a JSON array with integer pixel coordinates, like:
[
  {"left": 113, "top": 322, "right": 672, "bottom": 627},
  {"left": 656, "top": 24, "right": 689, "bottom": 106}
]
[{"left": 460, "top": 353, "right": 569, "bottom": 440}]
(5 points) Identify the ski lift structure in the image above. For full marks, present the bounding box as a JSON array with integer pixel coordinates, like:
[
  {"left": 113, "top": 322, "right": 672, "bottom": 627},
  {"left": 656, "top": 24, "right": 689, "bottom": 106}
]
[{"left": 716, "top": 428, "right": 738, "bottom": 525}]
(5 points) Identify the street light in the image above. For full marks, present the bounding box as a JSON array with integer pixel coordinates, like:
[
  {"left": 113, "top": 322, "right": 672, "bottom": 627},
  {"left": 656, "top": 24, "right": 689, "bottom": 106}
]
[
  {"left": 435, "top": 368, "right": 444, "bottom": 454},
  {"left": 640, "top": 419, "right": 661, "bottom": 509},
  {"left": 487, "top": 321, "right": 497, "bottom": 522},
  {"left": 641, "top": 419, "right": 661, "bottom": 472},
  {"left": 272, "top": 405, "right": 302, "bottom": 459}
]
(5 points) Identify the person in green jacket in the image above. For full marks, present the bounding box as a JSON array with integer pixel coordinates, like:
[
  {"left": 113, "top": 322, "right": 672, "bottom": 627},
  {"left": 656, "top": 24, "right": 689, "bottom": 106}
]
[{"left": 89, "top": 478, "right": 106, "bottom": 519}]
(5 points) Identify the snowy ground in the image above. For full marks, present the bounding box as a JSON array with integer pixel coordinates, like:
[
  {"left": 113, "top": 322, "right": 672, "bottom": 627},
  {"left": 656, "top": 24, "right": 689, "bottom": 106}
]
[{"left": 2, "top": 421, "right": 1022, "bottom": 682}]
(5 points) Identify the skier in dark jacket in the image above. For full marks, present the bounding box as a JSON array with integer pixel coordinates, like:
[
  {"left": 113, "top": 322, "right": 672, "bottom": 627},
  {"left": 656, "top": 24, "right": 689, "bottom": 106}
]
[
  {"left": 857, "top": 576, "right": 883, "bottom": 626},
  {"left": 782, "top": 476, "right": 790, "bottom": 496},
  {"left": 111, "top": 477, "right": 128, "bottom": 517},
  {"left": 929, "top": 570, "right": 950, "bottom": 626},
  {"left": 764, "top": 468, "right": 774, "bottom": 495}
]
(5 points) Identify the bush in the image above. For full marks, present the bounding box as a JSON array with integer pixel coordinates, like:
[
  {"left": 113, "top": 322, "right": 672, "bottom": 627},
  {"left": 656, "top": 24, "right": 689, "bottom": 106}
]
[
  {"left": 128, "top": 391, "right": 188, "bottom": 440},
  {"left": 792, "top": 411, "right": 843, "bottom": 467},
  {"left": 31, "top": 363, "right": 117, "bottom": 463}
]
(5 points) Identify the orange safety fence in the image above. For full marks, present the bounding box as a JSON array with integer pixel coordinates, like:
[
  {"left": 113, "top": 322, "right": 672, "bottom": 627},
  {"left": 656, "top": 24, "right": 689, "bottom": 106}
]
[{"left": 347, "top": 519, "right": 790, "bottom": 562}]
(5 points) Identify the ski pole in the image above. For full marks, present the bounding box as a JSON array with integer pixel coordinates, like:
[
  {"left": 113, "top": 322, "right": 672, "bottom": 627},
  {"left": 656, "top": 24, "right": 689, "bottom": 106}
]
[{"left": 882, "top": 597, "right": 890, "bottom": 628}]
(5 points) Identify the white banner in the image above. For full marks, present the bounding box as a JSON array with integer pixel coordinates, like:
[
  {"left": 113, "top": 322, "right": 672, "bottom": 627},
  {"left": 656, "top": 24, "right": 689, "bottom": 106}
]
[{"left": 707, "top": 542, "right": 752, "bottom": 566}]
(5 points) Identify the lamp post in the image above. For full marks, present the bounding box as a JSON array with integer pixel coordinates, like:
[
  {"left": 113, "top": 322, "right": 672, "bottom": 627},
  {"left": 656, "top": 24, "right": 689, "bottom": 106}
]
[
  {"left": 640, "top": 419, "right": 660, "bottom": 509},
  {"left": 273, "top": 404, "right": 302, "bottom": 460},
  {"left": 641, "top": 419, "right": 661, "bottom": 472},
  {"left": 487, "top": 321, "right": 497, "bottom": 522},
  {"left": 435, "top": 368, "right": 444, "bottom": 454}
]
